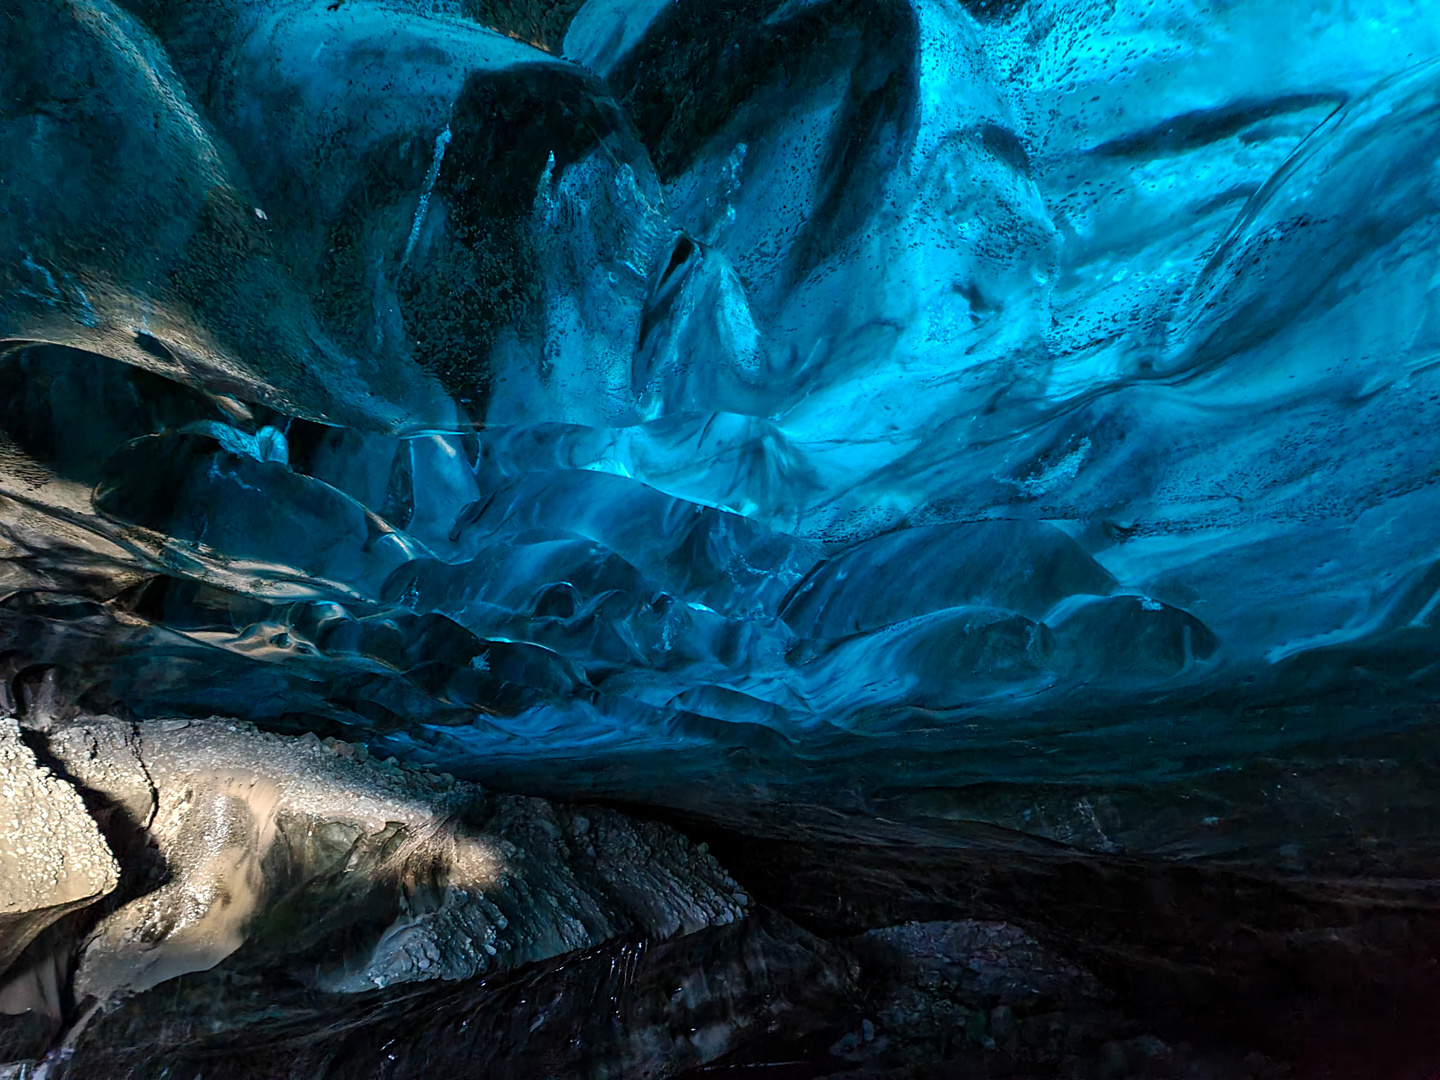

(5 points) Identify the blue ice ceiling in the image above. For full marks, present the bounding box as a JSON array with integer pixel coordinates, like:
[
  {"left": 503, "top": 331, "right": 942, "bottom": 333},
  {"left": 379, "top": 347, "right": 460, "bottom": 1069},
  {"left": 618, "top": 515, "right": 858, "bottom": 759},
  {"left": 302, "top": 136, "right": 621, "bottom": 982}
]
[{"left": 3, "top": 0, "right": 1440, "bottom": 825}]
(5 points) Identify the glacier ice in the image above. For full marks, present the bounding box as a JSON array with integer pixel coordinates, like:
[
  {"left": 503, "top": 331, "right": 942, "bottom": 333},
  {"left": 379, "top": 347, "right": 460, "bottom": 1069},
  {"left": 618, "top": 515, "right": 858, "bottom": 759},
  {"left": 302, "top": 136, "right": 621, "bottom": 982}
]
[{"left": 3, "top": 0, "right": 1440, "bottom": 874}]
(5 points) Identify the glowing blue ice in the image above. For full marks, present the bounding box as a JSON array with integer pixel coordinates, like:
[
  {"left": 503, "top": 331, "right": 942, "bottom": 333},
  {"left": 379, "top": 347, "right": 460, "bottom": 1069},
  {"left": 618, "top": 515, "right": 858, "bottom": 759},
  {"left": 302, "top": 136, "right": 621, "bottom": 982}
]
[{"left": 3, "top": 0, "right": 1440, "bottom": 835}]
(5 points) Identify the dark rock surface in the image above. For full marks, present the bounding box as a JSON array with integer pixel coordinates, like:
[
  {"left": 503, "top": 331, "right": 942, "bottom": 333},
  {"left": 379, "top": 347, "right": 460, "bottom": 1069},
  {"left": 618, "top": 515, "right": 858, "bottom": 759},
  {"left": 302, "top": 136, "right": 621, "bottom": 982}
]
[
  {"left": 0, "top": 717, "right": 118, "bottom": 1065},
  {"left": 0, "top": 719, "right": 117, "bottom": 979},
  {"left": 58, "top": 910, "right": 857, "bottom": 1080},
  {"left": 0, "top": 707, "right": 769, "bottom": 1076},
  {"left": 0, "top": 695, "right": 1357, "bottom": 1080}
]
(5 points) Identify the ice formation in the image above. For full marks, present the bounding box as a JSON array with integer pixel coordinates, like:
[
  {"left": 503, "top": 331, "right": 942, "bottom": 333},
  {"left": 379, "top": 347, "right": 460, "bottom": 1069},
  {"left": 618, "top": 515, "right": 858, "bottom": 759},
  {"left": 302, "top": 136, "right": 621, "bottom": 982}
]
[{"left": 4, "top": 0, "right": 1438, "bottom": 814}]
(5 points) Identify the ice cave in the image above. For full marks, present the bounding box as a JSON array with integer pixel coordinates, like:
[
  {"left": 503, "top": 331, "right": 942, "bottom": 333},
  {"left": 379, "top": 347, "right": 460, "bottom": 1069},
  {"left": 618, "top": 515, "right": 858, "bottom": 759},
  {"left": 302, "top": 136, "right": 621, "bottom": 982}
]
[{"left": 2, "top": 0, "right": 1440, "bottom": 1075}]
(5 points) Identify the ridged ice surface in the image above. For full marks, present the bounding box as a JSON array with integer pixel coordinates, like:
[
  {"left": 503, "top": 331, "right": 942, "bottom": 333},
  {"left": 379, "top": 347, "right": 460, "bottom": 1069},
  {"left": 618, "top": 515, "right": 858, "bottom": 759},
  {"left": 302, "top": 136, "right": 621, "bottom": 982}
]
[{"left": 3, "top": 0, "right": 1440, "bottom": 847}]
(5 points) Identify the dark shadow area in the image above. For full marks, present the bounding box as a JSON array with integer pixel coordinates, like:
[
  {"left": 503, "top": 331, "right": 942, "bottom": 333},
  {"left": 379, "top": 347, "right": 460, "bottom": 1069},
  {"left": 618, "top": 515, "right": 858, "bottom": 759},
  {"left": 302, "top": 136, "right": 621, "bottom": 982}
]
[{"left": 682, "top": 818, "right": 1440, "bottom": 1080}]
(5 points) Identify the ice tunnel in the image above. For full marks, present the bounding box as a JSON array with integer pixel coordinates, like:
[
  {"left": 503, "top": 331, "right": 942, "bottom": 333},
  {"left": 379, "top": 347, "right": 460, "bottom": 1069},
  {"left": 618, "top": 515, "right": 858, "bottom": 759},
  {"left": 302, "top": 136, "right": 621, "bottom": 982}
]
[{"left": 3, "top": 0, "right": 1440, "bottom": 1075}]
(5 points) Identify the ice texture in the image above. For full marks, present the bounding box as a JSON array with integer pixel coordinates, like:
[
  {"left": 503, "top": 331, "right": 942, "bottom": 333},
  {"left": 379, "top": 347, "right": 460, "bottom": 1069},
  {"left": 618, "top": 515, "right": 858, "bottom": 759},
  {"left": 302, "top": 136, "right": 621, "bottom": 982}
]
[{"left": 4, "top": 0, "right": 1440, "bottom": 858}]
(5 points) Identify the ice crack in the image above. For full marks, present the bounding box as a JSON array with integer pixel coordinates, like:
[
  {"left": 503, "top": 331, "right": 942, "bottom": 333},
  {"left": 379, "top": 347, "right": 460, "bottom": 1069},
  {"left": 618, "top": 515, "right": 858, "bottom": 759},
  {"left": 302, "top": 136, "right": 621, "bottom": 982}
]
[{"left": 402, "top": 124, "right": 452, "bottom": 268}]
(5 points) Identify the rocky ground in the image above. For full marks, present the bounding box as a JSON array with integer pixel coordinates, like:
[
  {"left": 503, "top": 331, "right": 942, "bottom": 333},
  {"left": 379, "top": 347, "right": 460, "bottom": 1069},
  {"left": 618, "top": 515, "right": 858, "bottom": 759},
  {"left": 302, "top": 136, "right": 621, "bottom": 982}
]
[{"left": 0, "top": 680, "right": 1385, "bottom": 1080}]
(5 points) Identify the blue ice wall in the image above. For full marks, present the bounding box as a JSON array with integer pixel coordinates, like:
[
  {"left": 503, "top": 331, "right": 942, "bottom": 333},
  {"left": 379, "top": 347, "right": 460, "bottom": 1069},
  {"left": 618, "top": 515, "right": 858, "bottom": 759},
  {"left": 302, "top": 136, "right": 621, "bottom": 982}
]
[{"left": 3, "top": 0, "right": 1440, "bottom": 846}]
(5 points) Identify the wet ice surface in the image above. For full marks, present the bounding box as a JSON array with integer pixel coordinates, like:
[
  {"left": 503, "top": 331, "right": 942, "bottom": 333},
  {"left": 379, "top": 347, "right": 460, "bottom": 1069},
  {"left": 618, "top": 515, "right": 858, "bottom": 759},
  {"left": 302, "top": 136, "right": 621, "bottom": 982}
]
[{"left": 4, "top": 0, "right": 1440, "bottom": 863}]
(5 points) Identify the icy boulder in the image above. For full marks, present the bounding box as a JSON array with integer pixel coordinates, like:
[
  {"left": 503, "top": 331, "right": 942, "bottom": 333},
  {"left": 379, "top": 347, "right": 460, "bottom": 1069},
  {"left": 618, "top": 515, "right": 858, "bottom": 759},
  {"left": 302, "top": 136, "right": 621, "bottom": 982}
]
[
  {"left": 54, "top": 715, "right": 744, "bottom": 1004},
  {"left": 0, "top": 719, "right": 118, "bottom": 978}
]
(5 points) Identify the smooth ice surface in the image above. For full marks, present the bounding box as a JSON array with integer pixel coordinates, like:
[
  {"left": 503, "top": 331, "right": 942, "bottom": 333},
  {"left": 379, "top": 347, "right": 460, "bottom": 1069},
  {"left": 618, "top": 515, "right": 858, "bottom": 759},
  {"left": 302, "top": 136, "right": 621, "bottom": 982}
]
[{"left": 4, "top": 0, "right": 1440, "bottom": 854}]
